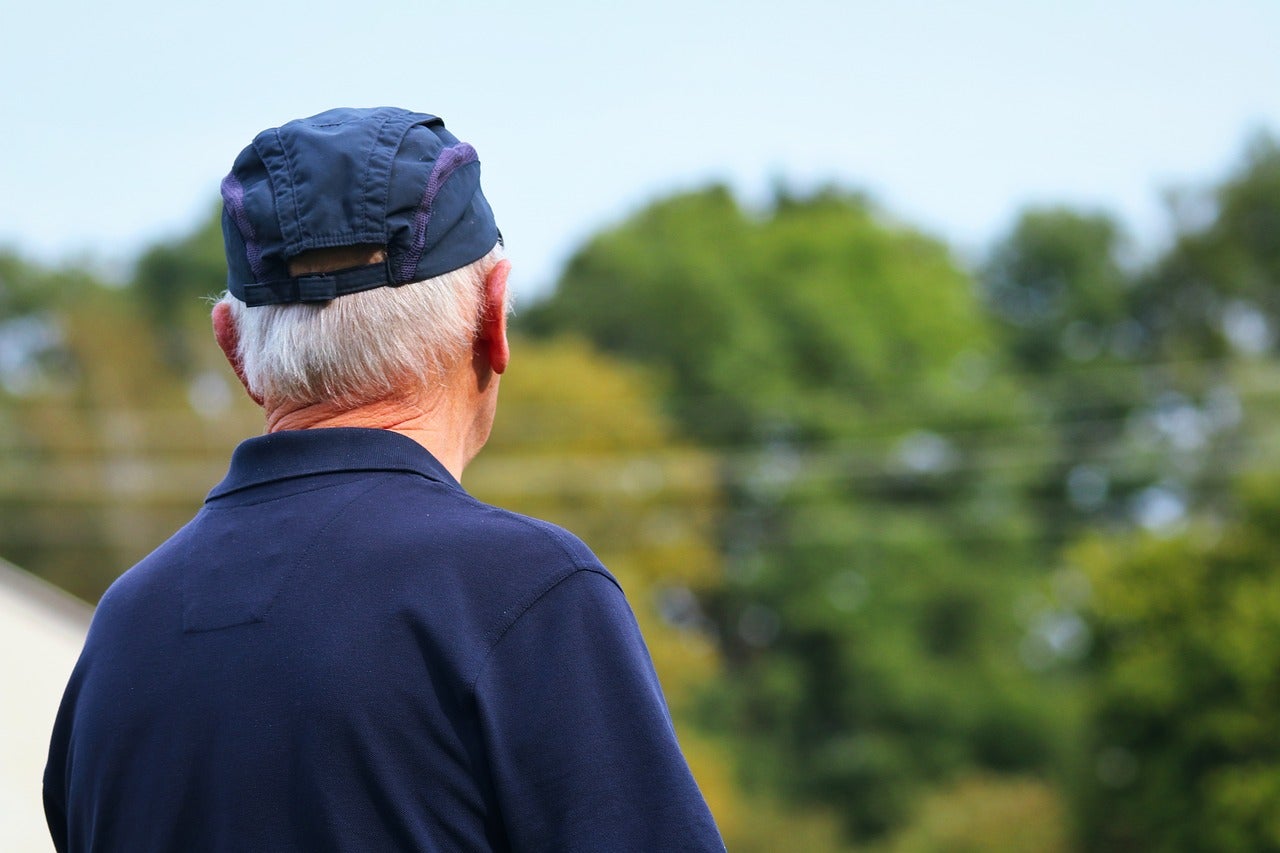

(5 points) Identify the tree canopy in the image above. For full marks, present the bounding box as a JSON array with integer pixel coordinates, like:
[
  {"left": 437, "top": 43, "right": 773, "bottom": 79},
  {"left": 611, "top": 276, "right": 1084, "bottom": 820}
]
[{"left": 524, "top": 187, "right": 1064, "bottom": 842}]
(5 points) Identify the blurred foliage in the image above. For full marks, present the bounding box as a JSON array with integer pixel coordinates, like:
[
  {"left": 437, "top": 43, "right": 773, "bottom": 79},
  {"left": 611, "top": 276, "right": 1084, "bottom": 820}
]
[
  {"left": 979, "top": 207, "right": 1174, "bottom": 556},
  {"left": 979, "top": 140, "right": 1280, "bottom": 553},
  {"left": 1136, "top": 134, "right": 1280, "bottom": 362},
  {"left": 131, "top": 203, "right": 227, "bottom": 373},
  {"left": 982, "top": 208, "right": 1133, "bottom": 374},
  {"left": 1072, "top": 477, "right": 1280, "bottom": 851},
  {"left": 6, "top": 130, "right": 1280, "bottom": 850},
  {"left": 524, "top": 185, "right": 1002, "bottom": 444},
  {"left": 986, "top": 134, "right": 1280, "bottom": 851},
  {"left": 0, "top": 248, "right": 261, "bottom": 600},
  {"left": 880, "top": 775, "right": 1068, "bottom": 853},
  {"left": 1059, "top": 134, "right": 1280, "bottom": 852},
  {"left": 524, "top": 186, "right": 1067, "bottom": 840}
]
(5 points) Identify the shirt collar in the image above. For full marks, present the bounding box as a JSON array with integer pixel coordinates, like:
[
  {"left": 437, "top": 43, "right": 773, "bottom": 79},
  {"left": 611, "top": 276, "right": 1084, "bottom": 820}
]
[{"left": 207, "top": 427, "right": 462, "bottom": 500}]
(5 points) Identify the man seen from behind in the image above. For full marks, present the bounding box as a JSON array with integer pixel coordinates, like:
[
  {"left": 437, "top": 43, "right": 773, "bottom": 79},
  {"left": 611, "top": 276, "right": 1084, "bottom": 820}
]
[{"left": 43, "top": 106, "right": 725, "bottom": 852}]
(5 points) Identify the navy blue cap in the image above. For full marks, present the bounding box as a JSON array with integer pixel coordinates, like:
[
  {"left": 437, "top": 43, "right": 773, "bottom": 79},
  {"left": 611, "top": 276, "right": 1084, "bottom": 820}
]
[{"left": 220, "top": 107, "right": 500, "bottom": 307}]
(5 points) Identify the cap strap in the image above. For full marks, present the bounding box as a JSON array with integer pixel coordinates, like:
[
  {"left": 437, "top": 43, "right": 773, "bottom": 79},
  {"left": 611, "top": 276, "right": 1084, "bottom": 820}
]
[{"left": 239, "top": 259, "right": 395, "bottom": 307}]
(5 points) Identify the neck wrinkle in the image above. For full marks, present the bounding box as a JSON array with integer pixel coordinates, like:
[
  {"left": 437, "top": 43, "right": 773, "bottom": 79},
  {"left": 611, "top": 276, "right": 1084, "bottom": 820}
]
[{"left": 263, "top": 389, "right": 473, "bottom": 483}]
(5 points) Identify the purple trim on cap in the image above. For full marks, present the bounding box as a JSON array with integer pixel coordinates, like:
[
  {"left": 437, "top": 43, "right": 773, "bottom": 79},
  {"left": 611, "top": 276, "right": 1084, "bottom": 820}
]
[
  {"left": 221, "top": 174, "right": 266, "bottom": 281},
  {"left": 397, "top": 143, "right": 479, "bottom": 281}
]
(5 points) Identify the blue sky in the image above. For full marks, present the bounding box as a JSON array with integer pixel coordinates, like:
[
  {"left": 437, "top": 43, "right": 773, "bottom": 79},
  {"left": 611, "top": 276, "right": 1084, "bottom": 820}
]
[{"left": 2, "top": 1, "right": 1278, "bottom": 298}]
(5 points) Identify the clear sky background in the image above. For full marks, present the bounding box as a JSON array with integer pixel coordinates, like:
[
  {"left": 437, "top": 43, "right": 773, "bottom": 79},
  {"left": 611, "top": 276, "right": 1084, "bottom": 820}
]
[{"left": 2, "top": 1, "right": 1278, "bottom": 298}]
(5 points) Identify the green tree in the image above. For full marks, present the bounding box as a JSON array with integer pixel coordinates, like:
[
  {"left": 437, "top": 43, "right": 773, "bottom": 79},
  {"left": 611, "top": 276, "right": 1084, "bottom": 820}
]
[
  {"left": 525, "top": 186, "right": 1000, "bottom": 444},
  {"left": 1056, "top": 134, "right": 1280, "bottom": 850},
  {"left": 977, "top": 208, "right": 1161, "bottom": 551},
  {"left": 981, "top": 209, "right": 1134, "bottom": 374},
  {"left": 1072, "top": 473, "right": 1280, "bottom": 851},
  {"left": 1135, "top": 133, "right": 1280, "bottom": 363},
  {"left": 525, "top": 187, "right": 1067, "bottom": 841}
]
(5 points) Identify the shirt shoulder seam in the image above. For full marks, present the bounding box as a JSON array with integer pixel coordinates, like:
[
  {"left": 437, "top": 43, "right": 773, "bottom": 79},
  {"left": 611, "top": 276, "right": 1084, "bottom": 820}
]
[{"left": 469, "top": 566, "right": 621, "bottom": 693}]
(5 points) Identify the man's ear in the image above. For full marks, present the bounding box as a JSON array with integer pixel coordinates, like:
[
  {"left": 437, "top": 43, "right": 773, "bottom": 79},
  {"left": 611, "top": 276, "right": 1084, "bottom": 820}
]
[
  {"left": 479, "top": 260, "right": 511, "bottom": 375},
  {"left": 212, "top": 301, "right": 264, "bottom": 407}
]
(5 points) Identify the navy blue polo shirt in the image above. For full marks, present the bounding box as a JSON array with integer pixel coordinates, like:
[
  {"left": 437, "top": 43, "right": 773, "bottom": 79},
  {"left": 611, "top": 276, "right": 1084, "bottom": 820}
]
[{"left": 44, "top": 428, "right": 723, "bottom": 852}]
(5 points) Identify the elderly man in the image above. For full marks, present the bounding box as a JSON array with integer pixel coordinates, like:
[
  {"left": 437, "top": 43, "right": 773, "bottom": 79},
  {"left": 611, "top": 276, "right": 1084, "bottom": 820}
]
[{"left": 44, "top": 107, "right": 724, "bottom": 852}]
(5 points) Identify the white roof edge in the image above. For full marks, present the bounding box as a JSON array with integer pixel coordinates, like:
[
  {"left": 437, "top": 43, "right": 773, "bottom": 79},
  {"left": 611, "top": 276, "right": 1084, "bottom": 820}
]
[{"left": 0, "top": 556, "right": 94, "bottom": 629}]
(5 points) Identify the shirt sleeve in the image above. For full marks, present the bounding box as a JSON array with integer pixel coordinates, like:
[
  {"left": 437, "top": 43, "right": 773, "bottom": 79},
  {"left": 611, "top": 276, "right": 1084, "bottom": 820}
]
[
  {"left": 43, "top": 757, "right": 68, "bottom": 853},
  {"left": 44, "top": 665, "right": 76, "bottom": 853},
  {"left": 474, "top": 569, "right": 724, "bottom": 852}
]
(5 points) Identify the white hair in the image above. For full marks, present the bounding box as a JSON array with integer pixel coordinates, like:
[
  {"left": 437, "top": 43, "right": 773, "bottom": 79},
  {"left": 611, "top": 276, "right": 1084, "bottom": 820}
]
[{"left": 220, "top": 244, "right": 504, "bottom": 408}]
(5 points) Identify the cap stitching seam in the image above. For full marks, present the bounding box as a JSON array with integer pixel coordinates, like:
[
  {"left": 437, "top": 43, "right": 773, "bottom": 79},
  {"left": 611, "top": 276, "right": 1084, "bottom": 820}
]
[
  {"left": 220, "top": 174, "right": 265, "bottom": 282},
  {"left": 398, "top": 143, "right": 478, "bottom": 281},
  {"left": 275, "top": 128, "right": 305, "bottom": 247},
  {"left": 358, "top": 112, "right": 398, "bottom": 240},
  {"left": 380, "top": 116, "right": 427, "bottom": 276}
]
